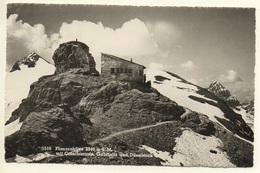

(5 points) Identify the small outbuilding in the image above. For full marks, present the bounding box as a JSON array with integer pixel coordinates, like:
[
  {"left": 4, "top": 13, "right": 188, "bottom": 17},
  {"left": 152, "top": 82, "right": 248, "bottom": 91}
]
[{"left": 101, "top": 53, "right": 146, "bottom": 82}]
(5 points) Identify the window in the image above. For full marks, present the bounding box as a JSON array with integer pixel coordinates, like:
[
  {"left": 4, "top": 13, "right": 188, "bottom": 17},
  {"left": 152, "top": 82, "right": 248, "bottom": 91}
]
[
  {"left": 111, "top": 68, "right": 133, "bottom": 75},
  {"left": 111, "top": 68, "right": 115, "bottom": 74},
  {"left": 139, "top": 70, "right": 143, "bottom": 76}
]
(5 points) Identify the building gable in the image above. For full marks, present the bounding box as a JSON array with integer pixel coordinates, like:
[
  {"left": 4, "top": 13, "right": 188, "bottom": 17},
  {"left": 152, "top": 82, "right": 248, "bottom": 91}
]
[
  {"left": 101, "top": 53, "right": 145, "bottom": 69},
  {"left": 101, "top": 53, "right": 146, "bottom": 82}
]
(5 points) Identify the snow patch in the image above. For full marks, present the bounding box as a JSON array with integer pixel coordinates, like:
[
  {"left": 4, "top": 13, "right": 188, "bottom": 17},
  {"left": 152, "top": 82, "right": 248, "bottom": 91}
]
[
  {"left": 15, "top": 152, "right": 54, "bottom": 163},
  {"left": 141, "top": 129, "right": 235, "bottom": 167},
  {"left": 5, "top": 119, "right": 22, "bottom": 136}
]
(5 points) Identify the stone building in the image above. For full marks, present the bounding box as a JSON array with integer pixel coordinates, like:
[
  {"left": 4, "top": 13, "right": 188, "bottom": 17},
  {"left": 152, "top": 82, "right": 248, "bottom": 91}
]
[{"left": 101, "top": 53, "right": 146, "bottom": 82}]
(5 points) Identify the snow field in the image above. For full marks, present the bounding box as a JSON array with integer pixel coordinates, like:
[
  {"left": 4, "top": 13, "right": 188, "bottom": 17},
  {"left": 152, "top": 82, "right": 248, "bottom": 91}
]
[
  {"left": 146, "top": 69, "right": 228, "bottom": 124},
  {"left": 141, "top": 128, "right": 235, "bottom": 167}
]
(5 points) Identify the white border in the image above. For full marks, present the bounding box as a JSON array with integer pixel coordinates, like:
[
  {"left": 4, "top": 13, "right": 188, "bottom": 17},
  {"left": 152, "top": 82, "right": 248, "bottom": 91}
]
[
  {"left": 1, "top": 1, "right": 259, "bottom": 173},
  {"left": 4, "top": 0, "right": 260, "bottom": 8}
]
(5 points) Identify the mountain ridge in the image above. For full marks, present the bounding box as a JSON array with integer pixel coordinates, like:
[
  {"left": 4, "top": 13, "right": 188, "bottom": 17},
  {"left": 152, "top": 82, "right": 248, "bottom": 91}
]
[{"left": 5, "top": 41, "right": 254, "bottom": 167}]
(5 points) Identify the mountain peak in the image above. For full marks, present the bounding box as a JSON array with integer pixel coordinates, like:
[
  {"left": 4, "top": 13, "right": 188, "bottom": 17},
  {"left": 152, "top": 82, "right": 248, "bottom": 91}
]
[
  {"left": 209, "top": 81, "right": 225, "bottom": 90},
  {"left": 207, "top": 81, "right": 240, "bottom": 107},
  {"left": 10, "top": 52, "right": 52, "bottom": 72}
]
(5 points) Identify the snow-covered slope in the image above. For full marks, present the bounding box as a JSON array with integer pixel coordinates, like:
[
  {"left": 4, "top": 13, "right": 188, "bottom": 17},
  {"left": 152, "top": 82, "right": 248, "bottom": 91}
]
[
  {"left": 4, "top": 119, "right": 22, "bottom": 137},
  {"left": 5, "top": 53, "right": 55, "bottom": 136},
  {"left": 146, "top": 69, "right": 225, "bottom": 125},
  {"left": 146, "top": 69, "right": 253, "bottom": 141},
  {"left": 141, "top": 128, "right": 235, "bottom": 167}
]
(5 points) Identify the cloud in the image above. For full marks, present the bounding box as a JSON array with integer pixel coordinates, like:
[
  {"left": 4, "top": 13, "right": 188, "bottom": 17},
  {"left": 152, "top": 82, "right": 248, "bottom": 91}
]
[
  {"left": 180, "top": 60, "right": 196, "bottom": 71},
  {"left": 146, "top": 21, "right": 181, "bottom": 48},
  {"left": 7, "top": 14, "right": 55, "bottom": 69},
  {"left": 149, "top": 63, "right": 164, "bottom": 70},
  {"left": 54, "top": 18, "right": 159, "bottom": 71},
  {"left": 7, "top": 14, "right": 160, "bottom": 72},
  {"left": 222, "top": 80, "right": 254, "bottom": 102},
  {"left": 219, "top": 70, "right": 242, "bottom": 83}
]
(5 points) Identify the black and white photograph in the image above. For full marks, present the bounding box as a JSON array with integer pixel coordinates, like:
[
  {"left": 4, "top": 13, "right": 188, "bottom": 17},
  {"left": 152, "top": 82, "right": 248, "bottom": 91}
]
[{"left": 2, "top": 0, "right": 259, "bottom": 171}]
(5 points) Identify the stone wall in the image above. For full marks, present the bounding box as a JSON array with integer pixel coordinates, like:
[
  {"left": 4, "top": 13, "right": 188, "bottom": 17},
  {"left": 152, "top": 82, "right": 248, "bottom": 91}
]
[{"left": 101, "top": 54, "right": 145, "bottom": 82}]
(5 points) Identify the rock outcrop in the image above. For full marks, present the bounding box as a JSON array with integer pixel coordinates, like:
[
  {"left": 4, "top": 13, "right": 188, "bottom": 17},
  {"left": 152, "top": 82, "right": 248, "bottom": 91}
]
[
  {"left": 52, "top": 41, "right": 98, "bottom": 74},
  {"left": 5, "top": 65, "right": 185, "bottom": 160},
  {"left": 6, "top": 69, "right": 103, "bottom": 125},
  {"left": 75, "top": 82, "right": 185, "bottom": 132},
  {"left": 5, "top": 106, "right": 86, "bottom": 158},
  {"left": 181, "top": 111, "right": 215, "bottom": 136}
]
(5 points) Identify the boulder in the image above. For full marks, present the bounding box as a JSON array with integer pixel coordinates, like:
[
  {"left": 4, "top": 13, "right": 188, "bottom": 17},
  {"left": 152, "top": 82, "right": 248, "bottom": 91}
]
[{"left": 181, "top": 112, "right": 215, "bottom": 136}]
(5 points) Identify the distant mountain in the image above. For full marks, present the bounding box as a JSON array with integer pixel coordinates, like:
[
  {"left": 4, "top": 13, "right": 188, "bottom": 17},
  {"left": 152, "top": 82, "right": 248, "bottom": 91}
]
[
  {"left": 242, "top": 101, "right": 254, "bottom": 116},
  {"left": 206, "top": 81, "right": 254, "bottom": 131},
  {"left": 207, "top": 81, "right": 240, "bottom": 107},
  {"left": 10, "top": 52, "right": 53, "bottom": 72}
]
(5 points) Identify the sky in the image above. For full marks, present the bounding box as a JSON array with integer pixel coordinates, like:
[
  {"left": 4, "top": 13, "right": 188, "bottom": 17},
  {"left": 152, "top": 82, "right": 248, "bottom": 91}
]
[{"left": 6, "top": 4, "right": 255, "bottom": 102}]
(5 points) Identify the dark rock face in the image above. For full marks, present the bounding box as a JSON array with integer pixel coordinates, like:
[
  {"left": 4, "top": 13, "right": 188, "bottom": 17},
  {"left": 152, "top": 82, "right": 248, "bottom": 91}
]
[
  {"left": 6, "top": 69, "right": 103, "bottom": 125},
  {"left": 75, "top": 82, "right": 185, "bottom": 132},
  {"left": 5, "top": 106, "right": 85, "bottom": 158},
  {"left": 207, "top": 81, "right": 240, "bottom": 107},
  {"left": 5, "top": 68, "right": 185, "bottom": 159},
  {"left": 181, "top": 111, "right": 215, "bottom": 136},
  {"left": 52, "top": 41, "right": 98, "bottom": 74}
]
